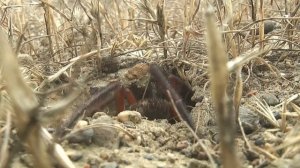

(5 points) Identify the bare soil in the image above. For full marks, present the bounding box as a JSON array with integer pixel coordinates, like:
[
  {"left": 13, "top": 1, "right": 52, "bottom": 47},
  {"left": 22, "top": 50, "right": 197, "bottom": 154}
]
[{"left": 1, "top": 0, "right": 300, "bottom": 168}]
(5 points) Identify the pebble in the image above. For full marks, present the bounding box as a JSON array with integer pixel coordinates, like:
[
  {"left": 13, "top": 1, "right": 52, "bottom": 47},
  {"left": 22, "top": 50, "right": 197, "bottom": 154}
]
[
  {"left": 291, "top": 154, "right": 300, "bottom": 167},
  {"left": 92, "top": 126, "right": 120, "bottom": 148},
  {"left": 244, "top": 149, "right": 259, "bottom": 161},
  {"left": 117, "top": 111, "right": 142, "bottom": 124},
  {"left": 157, "top": 162, "right": 167, "bottom": 168},
  {"left": 167, "top": 153, "right": 177, "bottom": 163},
  {"left": 92, "top": 115, "right": 115, "bottom": 124},
  {"left": 100, "top": 162, "right": 118, "bottom": 168},
  {"left": 239, "top": 106, "right": 259, "bottom": 134},
  {"left": 68, "top": 151, "right": 83, "bottom": 161},
  {"left": 19, "top": 154, "right": 34, "bottom": 167},
  {"left": 254, "top": 136, "right": 266, "bottom": 146},
  {"left": 292, "top": 96, "right": 300, "bottom": 106},
  {"left": 176, "top": 140, "right": 190, "bottom": 150},
  {"left": 74, "top": 120, "right": 88, "bottom": 130},
  {"left": 269, "top": 158, "right": 292, "bottom": 168},
  {"left": 66, "top": 128, "right": 94, "bottom": 144},
  {"left": 188, "top": 159, "right": 210, "bottom": 168},
  {"left": 261, "top": 93, "right": 280, "bottom": 106},
  {"left": 65, "top": 120, "right": 94, "bottom": 144},
  {"left": 92, "top": 112, "right": 108, "bottom": 119},
  {"left": 87, "top": 156, "right": 101, "bottom": 168},
  {"left": 144, "top": 154, "right": 154, "bottom": 160}
]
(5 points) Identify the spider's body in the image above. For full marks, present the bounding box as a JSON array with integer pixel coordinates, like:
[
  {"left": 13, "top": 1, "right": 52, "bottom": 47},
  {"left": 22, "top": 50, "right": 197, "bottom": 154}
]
[{"left": 55, "top": 63, "right": 195, "bottom": 137}]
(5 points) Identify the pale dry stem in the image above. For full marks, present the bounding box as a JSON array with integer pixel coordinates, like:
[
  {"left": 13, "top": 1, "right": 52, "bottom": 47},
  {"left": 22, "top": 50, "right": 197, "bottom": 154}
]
[{"left": 205, "top": 6, "right": 240, "bottom": 168}]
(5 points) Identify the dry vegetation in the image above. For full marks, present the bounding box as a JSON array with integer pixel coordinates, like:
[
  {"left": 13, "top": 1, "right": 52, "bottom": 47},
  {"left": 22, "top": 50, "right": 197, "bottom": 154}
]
[{"left": 1, "top": 0, "right": 300, "bottom": 167}]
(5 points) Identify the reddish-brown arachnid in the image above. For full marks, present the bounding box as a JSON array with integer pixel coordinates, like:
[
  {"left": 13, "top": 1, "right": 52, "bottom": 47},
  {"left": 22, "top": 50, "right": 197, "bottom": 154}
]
[{"left": 55, "top": 63, "right": 196, "bottom": 137}]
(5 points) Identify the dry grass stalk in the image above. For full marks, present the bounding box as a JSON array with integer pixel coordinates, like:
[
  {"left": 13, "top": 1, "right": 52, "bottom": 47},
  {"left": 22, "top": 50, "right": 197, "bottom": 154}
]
[
  {"left": 182, "top": 0, "right": 200, "bottom": 58},
  {"left": 253, "top": 96, "right": 280, "bottom": 128},
  {"left": 223, "top": 0, "right": 243, "bottom": 123},
  {"left": 281, "top": 100, "right": 287, "bottom": 132},
  {"left": 227, "top": 44, "right": 272, "bottom": 72},
  {"left": 276, "top": 124, "right": 300, "bottom": 156},
  {"left": 0, "top": 30, "right": 75, "bottom": 168},
  {"left": 205, "top": 6, "right": 240, "bottom": 168},
  {"left": 0, "top": 110, "right": 11, "bottom": 168},
  {"left": 156, "top": 0, "right": 167, "bottom": 58},
  {"left": 258, "top": 0, "right": 265, "bottom": 49},
  {"left": 167, "top": 90, "right": 216, "bottom": 167},
  {"left": 41, "top": 0, "right": 55, "bottom": 61},
  {"left": 137, "top": 0, "right": 156, "bottom": 19},
  {"left": 0, "top": 29, "right": 51, "bottom": 167}
]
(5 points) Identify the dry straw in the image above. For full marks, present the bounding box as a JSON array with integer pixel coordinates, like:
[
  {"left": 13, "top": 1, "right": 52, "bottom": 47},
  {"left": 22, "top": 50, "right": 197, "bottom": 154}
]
[
  {"left": 0, "top": 30, "right": 75, "bottom": 168},
  {"left": 205, "top": 5, "right": 240, "bottom": 168}
]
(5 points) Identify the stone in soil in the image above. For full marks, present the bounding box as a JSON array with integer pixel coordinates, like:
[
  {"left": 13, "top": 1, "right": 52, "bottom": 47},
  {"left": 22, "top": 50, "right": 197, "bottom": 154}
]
[
  {"left": 261, "top": 93, "right": 280, "bottom": 106},
  {"left": 117, "top": 110, "right": 142, "bottom": 124}
]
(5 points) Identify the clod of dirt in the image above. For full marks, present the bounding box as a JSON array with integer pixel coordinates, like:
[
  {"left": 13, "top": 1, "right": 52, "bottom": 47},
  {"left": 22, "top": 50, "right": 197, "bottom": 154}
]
[
  {"left": 65, "top": 120, "right": 94, "bottom": 144},
  {"left": 243, "top": 149, "right": 260, "bottom": 162},
  {"left": 92, "top": 112, "right": 109, "bottom": 119},
  {"left": 19, "top": 154, "right": 34, "bottom": 168},
  {"left": 17, "top": 54, "right": 34, "bottom": 66},
  {"left": 268, "top": 158, "right": 293, "bottom": 168},
  {"left": 261, "top": 93, "right": 280, "bottom": 106},
  {"left": 188, "top": 159, "right": 210, "bottom": 168},
  {"left": 67, "top": 151, "right": 83, "bottom": 162},
  {"left": 90, "top": 114, "right": 121, "bottom": 148},
  {"left": 239, "top": 106, "right": 260, "bottom": 134},
  {"left": 74, "top": 120, "right": 89, "bottom": 129},
  {"left": 117, "top": 110, "right": 142, "bottom": 124},
  {"left": 176, "top": 140, "right": 190, "bottom": 150},
  {"left": 65, "top": 128, "right": 94, "bottom": 144},
  {"left": 92, "top": 126, "right": 120, "bottom": 148},
  {"left": 261, "top": 21, "right": 278, "bottom": 34},
  {"left": 100, "top": 161, "right": 118, "bottom": 168}
]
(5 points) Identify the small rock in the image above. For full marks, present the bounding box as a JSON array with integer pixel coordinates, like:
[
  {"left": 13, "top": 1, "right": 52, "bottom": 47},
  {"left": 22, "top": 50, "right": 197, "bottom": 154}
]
[
  {"left": 269, "top": 158, "right": 292, "bottom": 168},
  {"left": 188, "top": 159, "right": 210, "bottom": 168},
  {"left": 239, "top": 106, "right": 259, "bottom": 134},
  {"left": 19, "top": 154, "right": 34, "bottom": 167},
  {"left": 66, "top": 120, "right": 94, "bottom": 144},
  {"left": 91, "top": 115, "right": 114, "bottom": 124},
  {"left": 157, "top": 162, "right": 167, "bottom": 168},
  {"left": 92, "top": 112, "right": 108, "bottom": 119},
  {"left": 254, "top": 136, "right": 265, "bottom": 146},
  {"left": 263, "top": 21, "right": 278, "bottom": 34},
  {"left": 18, "top": 54, "right": 34, "bottom": 66},
  {"left": 87, "top": 156, "right": 101, "bottom": 168},
  {"left": 90, "top": 114, "right": 120, "bottom": 148},
  {"left": 244, "top": 149, "right": 259, "bottom": 161},
  {"left": 167, "top": 153, "right": 177, "bottom": 163},
  {"left": 74, "top": 120, "right": 88, "bottom": 130},
  {"left": 117, "top": 111, "right": 142, "bottom": 124},
  {"left": 292, "top": 96, "right": 300, "bottom": 106},
  {"left": 176, "top": 140, "right": 190, "bottom": 150},
  {"left": 100, "top": 162, "right": 118, "bottom": 168},
  {"left": 259, "top": 113, "right": 280, "bottom": 128},
  {"left": 144, "top": 154, "right": 154, "bottom": 160},
  {"left": 66, "top": 128, "right": 94, "bottom": 144},
  {"left": 261, "top": 93, "right": 279, "bottom": 106},
  {"left": 291, "top": 154, "right": 300, "bottom": 168},
  {"left": 92, "top": 126, "right": 120, "bottom": 148},
  {"left": 68, "top": 151, "right": 83, "bottom": 161}
]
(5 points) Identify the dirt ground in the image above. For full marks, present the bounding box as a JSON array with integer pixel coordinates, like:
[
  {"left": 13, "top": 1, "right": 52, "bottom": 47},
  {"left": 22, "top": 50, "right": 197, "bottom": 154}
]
[{"left": 1, "top": 0, "right": 300, "bottom": 168}]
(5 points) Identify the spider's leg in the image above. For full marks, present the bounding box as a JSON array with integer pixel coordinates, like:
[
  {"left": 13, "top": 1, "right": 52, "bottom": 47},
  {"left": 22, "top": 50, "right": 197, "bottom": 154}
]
[
  {"left": 55, "top": 82, "right": 121, "bottom": 138},
  {"left": 116, "top": 87, "right": 137, "bottom": 112},
  {"left": 149, "top": 64, "right": 195, "bottom": 129},
  {"left": 168, "top": 74, "right": 195, "bottom": 106}
]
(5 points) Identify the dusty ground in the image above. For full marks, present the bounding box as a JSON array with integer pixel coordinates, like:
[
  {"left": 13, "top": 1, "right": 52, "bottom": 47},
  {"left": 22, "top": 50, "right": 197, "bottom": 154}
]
[
  {"left": 1, "top": 0, "right": 300, "bottom": 168},
  {"left": 10, "top": 49, "right": 300, "bottom": 168}
]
